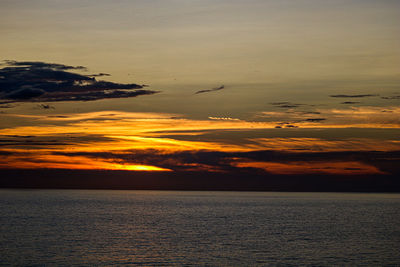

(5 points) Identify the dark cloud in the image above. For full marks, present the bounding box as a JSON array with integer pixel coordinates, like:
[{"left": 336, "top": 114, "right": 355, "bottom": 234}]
[
  {"left": 37, "top": 104, "right": 55, "bottom": 109},
  {"left": 0, "top": 60, "right": 158, "bottom": 103},
  {"left": 0, "top": 142, "right": 69, "bottom": 147},
  {"left": 3, "top": 135, "right": 34, "bottom": 138},
  {"left": 47, "top": 115, "right": 69, "bottom": 118},
  {"left": 50, "top": 149, "right": 400, "bottom": 176},
  {"left": 330, "top": 94, "right": 378, "bottom": 98},
  {"left": 381, "top": 96, "right": 400, "bottom": 100},
  {"left": 6, "top": 87, "right": 45, "bottom": 99},
  {"left": 2, "top": 148, "right": 399, "bottom": 191},
  {"left": 341, "top": 101, "right": 360, "bottom": 104},
  {"left": 87, "top": 73, "right": 111, "bottom": 77},
  {"left": 0, "top": 134, "right": 115, "bottom": 149},
  {"left": 271, "top": 102, "right": 304, "bottom": 108},
  {"left": 302, "top": 111, "right": 321, "bottom": 115},
  {"left": 269, "top": 102, "right": 319, "bottom": 109},
  {"left": 195, "top": 85, "right": 224, "bottom": 94},
  {"left": 304, "top": 118, "right": 326, "bottom": 122},
  {"left": 272, "top": 116, "right": 326, "bottom": 127},
  {"left": 2, "top": 60, "right": 87, "bottom": 71},
  {"left": 0, "top": 104, "right": 14, "bottom": 108},
  {"left": 277, "top": 104, "right": 301, "bottom": 108},
  {"left": 0, "top": 151, "right": 14, "bottom": 156}
]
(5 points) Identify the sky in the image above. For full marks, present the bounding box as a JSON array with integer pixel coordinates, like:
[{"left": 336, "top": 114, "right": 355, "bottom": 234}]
[{"left": 1, "top": 0, "right": 400, "bottom": 188}]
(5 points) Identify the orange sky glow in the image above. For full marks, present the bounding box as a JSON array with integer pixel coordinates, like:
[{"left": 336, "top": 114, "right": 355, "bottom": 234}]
[{"left": 1, "top": 111, "right": 399, "bottom": 175}]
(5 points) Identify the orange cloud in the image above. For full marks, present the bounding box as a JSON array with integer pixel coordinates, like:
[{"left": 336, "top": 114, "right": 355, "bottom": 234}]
[
  {"left": 1, "top": 110, "right": 399, "bottom": 173},
  {"left": 0, "top": 153, "right": 171, "bottom": 171}
]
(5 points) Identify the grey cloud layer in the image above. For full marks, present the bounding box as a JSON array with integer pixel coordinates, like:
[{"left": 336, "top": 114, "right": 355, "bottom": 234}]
[{"left": 0, "top": 61, "right": 158, "bottom": 103}]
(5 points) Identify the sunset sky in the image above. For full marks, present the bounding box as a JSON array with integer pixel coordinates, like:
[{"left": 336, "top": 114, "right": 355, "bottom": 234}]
[{"left": 1, "top": 0, "right": 400, "bottom": 187}]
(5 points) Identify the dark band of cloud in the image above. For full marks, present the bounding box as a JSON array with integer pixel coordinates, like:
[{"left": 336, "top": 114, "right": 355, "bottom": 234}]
[
  {"left": 381, "top": 96, "right": 400, "bottom": 100},
  {"left": 87, "top": 73, "right": 111, "bottom": 77},
  {"left": 48, "top": 149, "right": 400, "bottom": 175},
  {"left": 2, "top": 60, "right": 87, "bottom": 71},
  {"left": 270, "top": 102, "right": 317, "bottom": 109},
  {"left": 0, "top": 60, "right": 158, "bottom": 103},
  {"left": 341, "top": 101, "right": 360, "bottom": 104},
  {"left": 195, "top": 85, "right": 224, "bottom": 94},
  {"left": 304, "top": 118, "right": 326, "bottom": 122},
  {"left": 330, "top": 94, "right": 378, "bottom": 98},
  {"left": 0, "top": 104, "right": 14, "bottom": 108}
]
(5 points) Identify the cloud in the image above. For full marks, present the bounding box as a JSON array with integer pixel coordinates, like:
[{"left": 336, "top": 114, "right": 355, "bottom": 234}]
[
  {"left": 232, "top": 160, "right": 384, "bottom": 175},
  {"left": 302, "top": 111, "right": 321, "bottom": 115},
  {"left": 2, "top": 60, "right": 87, "bottom": 70},
  {"left": 1, "top": 110, "right": 400, "bottom": 156},
  {"left": 330, "top": 94, "right": 378, "bottom": 98},
  {"left": 270, "top": 102, "right": 305, "bottom": 108},
  {"left": 37, "top": 104, "right": 55, "bottom": 110},
  {"left": 381, "top": 96, "right": 400, "bottom": 100},
  {"left": 341, "top": 101, "right": 360, "bottom": 104},
  {"left": 259, "top": 106, "right": 400, "bottom": 128},
  {"left": 269, "top": 102, "right": 320, "bottom": 110},
  {"left": 0, "top": 60, "right": 158, "bottom": 103},
  {"left": 208, "top": 116, "right": 240, "bottom": 121},
  {"left": 1, "top": 108, "right": 400, "bottom": 175},
  {"left": 249, "top": 137, "right": 400, "bottom": 152},
  {"left": 87, "top": 73, "right": 111, "bottom": 77},
  {"left": 32, "top": 149, "right": 398, "bottom": 175},
  {"left": 195, "top": 85, "right": 224, "bottom": 94},
  {"left": 0, "top": 104, "right": 14, "bottom": 108},
  {"left": 258, "top": 109, "right": 327, "bottom": 127},
  {"left": 304, "top": 118, "right": 326, "bottom": 122}
]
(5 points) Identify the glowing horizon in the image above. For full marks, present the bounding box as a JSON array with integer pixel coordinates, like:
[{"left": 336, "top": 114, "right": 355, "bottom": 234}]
[{"left": 1, "top": 0, "right": 399, "bottom": 178}]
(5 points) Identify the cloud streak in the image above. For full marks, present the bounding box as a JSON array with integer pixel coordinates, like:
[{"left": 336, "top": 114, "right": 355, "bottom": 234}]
[
  {"left": 195, "top": 85, "right": 225, "bottom": 94},
  {"left": 259, "top": 106, "right": 400, "bottom": 128},
  {"left": 270, "top": 102, "right": 307, "bottom": 108},
  {"left": 330, "top": 94, "right": 378, "bottom": 98}
]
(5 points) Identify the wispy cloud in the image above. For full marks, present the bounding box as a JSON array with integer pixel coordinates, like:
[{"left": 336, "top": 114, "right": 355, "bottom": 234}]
[{"left": 195, "top": 85, "right": 224, "bottom": 94}]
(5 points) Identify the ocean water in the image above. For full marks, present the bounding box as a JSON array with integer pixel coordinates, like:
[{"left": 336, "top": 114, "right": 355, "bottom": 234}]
[{"left": 0, "top": 190, "right": 399, "bottom": 266}]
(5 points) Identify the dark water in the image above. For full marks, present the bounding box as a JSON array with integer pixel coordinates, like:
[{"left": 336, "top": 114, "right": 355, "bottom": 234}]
[{"left": 0, "top": 190, "right": 399, "bottom": 266}]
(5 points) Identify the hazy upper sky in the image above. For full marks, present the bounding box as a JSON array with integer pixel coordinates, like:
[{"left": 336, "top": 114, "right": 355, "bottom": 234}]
[
  {"left": 1, "top": 0, "right": 399, "bottom": 177},
  {"left": 1, "top": 0, "right": 399, "bottom": 84}
]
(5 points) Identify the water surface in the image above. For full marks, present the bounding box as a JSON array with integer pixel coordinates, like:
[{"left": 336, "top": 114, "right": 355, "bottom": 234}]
[{"left": 1, "top": 190, "right": 399, "bottom": 266}]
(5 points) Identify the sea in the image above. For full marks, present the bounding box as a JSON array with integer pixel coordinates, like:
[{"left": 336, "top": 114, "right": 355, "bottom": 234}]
[{"left": 0, "top": 190, "right": 399, "bottom": 266}]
